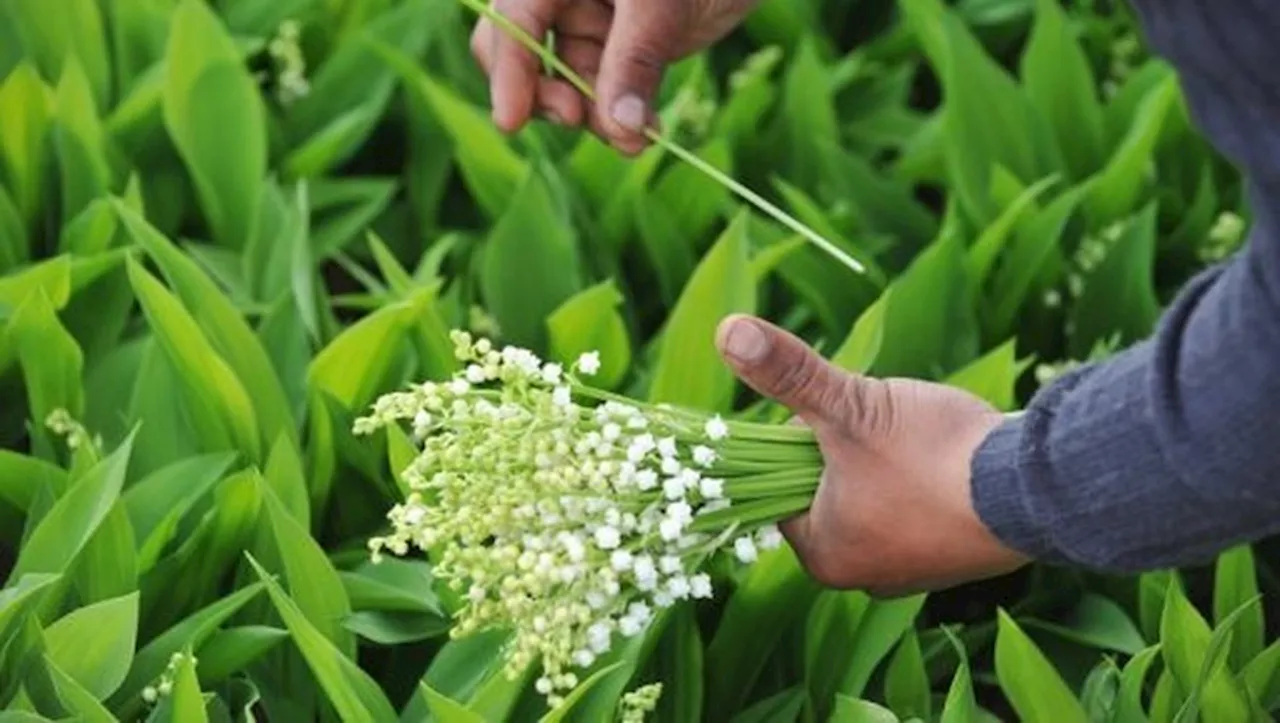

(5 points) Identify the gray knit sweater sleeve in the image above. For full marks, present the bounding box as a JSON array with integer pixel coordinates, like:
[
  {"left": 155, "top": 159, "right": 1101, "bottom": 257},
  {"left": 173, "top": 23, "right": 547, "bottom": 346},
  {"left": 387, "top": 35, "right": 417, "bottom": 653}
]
[{"left": 969, "top": 0, "right": 1280, "bottom": 573}]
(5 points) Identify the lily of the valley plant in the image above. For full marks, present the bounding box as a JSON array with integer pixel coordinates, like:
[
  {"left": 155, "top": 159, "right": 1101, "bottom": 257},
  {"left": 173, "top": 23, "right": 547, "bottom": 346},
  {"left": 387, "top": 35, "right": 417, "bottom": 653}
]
[{"left": 355, "top": 331, "right": 824, "bottom": 707}]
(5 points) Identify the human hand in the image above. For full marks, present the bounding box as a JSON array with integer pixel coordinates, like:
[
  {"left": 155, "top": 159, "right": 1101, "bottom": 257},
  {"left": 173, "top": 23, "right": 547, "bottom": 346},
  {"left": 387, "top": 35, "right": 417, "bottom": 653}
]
[
  {"left": 714, "top": 315, "right": 1032, "bottom": 597},
  {"left": 470, "top": 0, "right": 761, "bottom": 154}
]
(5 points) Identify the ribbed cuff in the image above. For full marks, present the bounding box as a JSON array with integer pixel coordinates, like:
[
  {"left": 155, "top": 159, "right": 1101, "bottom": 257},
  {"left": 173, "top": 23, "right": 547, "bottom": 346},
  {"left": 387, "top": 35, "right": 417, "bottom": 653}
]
[{"left": 969, "top": 414, "right": 1059, "bottom": 563}]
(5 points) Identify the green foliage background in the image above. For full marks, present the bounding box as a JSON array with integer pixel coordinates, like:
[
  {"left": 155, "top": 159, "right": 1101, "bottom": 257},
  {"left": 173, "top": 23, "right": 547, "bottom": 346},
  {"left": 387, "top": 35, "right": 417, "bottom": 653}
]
[{"left": 0, "top": 0, "right": 1271, "bottom": 720}]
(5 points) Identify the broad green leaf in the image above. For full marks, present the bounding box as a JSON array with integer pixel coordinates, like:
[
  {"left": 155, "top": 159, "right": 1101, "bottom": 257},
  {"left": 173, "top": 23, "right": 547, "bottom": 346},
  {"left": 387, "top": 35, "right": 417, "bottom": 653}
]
[
  {"left": 73, "top": 502, "right": 138, "bottom": 604},
  {"left": 123, "top": 453, "right": 237, "bottom": 572},
  {"left": 1242, "top": 638, "right": 1280, "bottom": 711},
  {"left": 0, "top": 451, "right": 64, "bottom": 513},
  {"left": 113, "top": 173, "right": 293, "bottom": 454},
  {"left": 1160, "top": 583, "right": 1252, "bottom": 722},
  {"left": 0, "top": 64, "right": 53, "bottom": 234},
  {"left": 729, "top": 687, "right": 807, "bottom": 723},
  {"left": 836, "top": 594, "right": 927, "bottom": 703},
  {"left": 1020, "top": 0, "right": 1104, "bottom": 180},
  {"left": 374, "top": 41, "right": 526, "bottom": 218},
  {"left": 831, "top": 696, "right": 900, "bottom": 723},
  {"left": 652, "top": 139, "right": 734, "bottom": 243},
  {"left": 779, "top": 37, "right": 840, "bottom": 194},
  {"left": 540, "top": 661, "right": 629, "bottom": 723},
  {"left": 635, "top": 191, "right": 697, "bottom": 305},
  {"left": 988, "top": 184, "right": 1086, "bottom": 337},
  {"left": 870, "top": 231, "right": 979, "bottom": 380},
  {"left": 127, "top": 259, "right": 261, "bottom": 459},
  {"left": 163, "top": 652, "right": 209, "bottom": 723},
  {"left": 0, "top": 256, "right": 72, "bottom": 316},
  {"left": 939, "top": 633, "right": 977, "bottom": 723},
  {"left": 112, "top": 582, "right": 265, "bottom": 710},
  {"left": 247, "top": 555, "right": 399, "bottom": 723},
  {"left": 652, "top": 604, "right": 704, "bottom": 723},
  {"left": 163, "top": 0, "right": 265, "bottom": 248},
  {"left": 1080, "top": 661, "right": 1121, "bottom": 722},
  {"left": 1114, "top": 645, "right": 1160, "bottom": 723},
  {"left": 1083, "top": 75, "right": 1179, "bottom": 227},
  {"left": 0, "top": 186, "right": 27, "bottom": 273},
  {"left": 419, "top": 683, "right": 485, "bottom": 723},
  {"left": 994, "top": 609, "right": 1088, "bottom": 723},
  {"left": 285, "top": 0, "right": 433, "bottom": 175},
  {"left": 263, "top": 433, "right": 310, "bottom": 529},
  {"left": 2, "top": 0, "right": 110, "bottom": 110},
  {"left": 43, "top": 591, "right": 139, "bottom": 700},
  {"left": 1068, "top": 204, "right": 1160, "bottom": 358},
  {"left": 1022, "top": 593, "right": 1147, "bottom": 657},
  {"left": 648, "top": 211, "right": 756, "bottom": 412},
  {"left": 900, "top": 0, "right": 1057, "bottom": 224},
  {"left": 0, "top": 574, "right": 60, "bottom": 661},
  {"left": 831, "top": 290, "right": 889, "bottom": 374},
  {"left": 53, "top": 57, "right": 111, "bottom": 224},
  {"left": 965, "top": 175, "right": 1059, "bottom": 287},
  {"left": 7, "top": 288, "right": 85, "bottom": 430},
  {"left": 7, "top": 431, "right": 134, "bottom": 585},
  {"left": 259, "top": 483, "right": 354, "bottom": 655},
  {"left": 481, "top": 166, "right": 583, "bottom": 349},
  {"left": 195, "top": 625, "right": 288, "bottom": 685},
  {"left": 944, "top": 338, "right": 1030, "bottom": 411},
  {"left": 43, "top": 655, "right": 116, "bottom": 723},
  {"left": 546, "top": 280, "right": 631, "bottom": 390},
  {"left": 1214, "top": 545, "right": 1264, "bottom": 669},
  {"left": 707, "top": 547, "right": 821, "bottom": 715},
  {"left": 884, "top": 630, "right": 930, "bottom": 721},
  {"left": 341, "top": 559, "right": 443, "bottom": 617}
]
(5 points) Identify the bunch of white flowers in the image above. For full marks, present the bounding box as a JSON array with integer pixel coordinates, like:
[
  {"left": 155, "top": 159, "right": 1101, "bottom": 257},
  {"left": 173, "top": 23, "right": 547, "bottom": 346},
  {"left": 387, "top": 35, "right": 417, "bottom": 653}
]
[{"left": 355, "top": 331, "right": 822, "bottom": 710}]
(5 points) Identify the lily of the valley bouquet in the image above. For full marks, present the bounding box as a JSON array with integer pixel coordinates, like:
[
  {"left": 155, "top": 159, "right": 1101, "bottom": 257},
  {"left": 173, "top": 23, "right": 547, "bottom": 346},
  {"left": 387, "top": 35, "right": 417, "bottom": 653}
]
[{"left": 354, "top": 331, "right": 823, "bottom": 710}]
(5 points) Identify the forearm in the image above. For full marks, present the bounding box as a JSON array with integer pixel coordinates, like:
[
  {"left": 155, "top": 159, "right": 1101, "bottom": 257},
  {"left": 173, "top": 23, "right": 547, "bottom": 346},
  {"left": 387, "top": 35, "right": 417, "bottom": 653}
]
[
  {"left": 969, "top": 0, "right": 1280, "bottom": 573},
  {"left": 972, "top": 200, "right": 1280, "bottom": 572}
]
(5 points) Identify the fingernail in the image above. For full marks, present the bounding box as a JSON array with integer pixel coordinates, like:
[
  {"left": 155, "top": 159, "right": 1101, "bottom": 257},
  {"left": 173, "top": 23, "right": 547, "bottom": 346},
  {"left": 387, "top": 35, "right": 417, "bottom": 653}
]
[
  {"left": 611, "top": 94, "right": 647, "bottom": 132},
  {"left": 723, "top": 319, "right": 769, "bottom": 363}
]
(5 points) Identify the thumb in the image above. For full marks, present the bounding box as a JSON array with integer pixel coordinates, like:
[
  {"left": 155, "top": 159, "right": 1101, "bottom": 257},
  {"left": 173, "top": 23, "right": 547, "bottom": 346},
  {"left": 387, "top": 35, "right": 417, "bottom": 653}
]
[
  {"left": 595, "top": 0, "right": 684, "bottom": 151},
  {"left": 715, "top": 315, "right": 863, "bottom": 429}
]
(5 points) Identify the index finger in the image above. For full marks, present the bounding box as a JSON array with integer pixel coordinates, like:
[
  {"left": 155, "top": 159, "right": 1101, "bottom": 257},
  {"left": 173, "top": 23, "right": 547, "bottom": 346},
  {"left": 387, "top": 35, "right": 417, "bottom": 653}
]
[{"left": 490, "top": 0, "right": 565, "bottom": 132}]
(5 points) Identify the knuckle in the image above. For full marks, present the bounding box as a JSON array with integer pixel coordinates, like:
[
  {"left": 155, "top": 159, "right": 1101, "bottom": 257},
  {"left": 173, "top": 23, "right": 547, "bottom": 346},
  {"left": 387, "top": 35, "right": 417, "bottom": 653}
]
[
  {"left": 837, "top": 377, "right": 897, "bottom": 440},
  {"left": 770, "top": 353, "right": 822, "bottom": 401}
]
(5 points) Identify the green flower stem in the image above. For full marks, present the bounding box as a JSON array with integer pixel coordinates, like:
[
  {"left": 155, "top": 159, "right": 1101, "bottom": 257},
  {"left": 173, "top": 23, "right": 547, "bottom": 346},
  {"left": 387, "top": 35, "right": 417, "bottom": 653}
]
[
  {"left": 452, "top": 0, "right": 867, "bottom": 277},
  {"left": 688, "top": 494, "right": 815, "bottom": 534}
]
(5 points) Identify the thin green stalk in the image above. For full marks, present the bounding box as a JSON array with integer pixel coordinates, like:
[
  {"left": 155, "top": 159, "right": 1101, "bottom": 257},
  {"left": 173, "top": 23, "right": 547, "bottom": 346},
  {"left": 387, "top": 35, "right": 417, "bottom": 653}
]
[{"left": 454, "top": 0, "right": 866, "bottom": 277}]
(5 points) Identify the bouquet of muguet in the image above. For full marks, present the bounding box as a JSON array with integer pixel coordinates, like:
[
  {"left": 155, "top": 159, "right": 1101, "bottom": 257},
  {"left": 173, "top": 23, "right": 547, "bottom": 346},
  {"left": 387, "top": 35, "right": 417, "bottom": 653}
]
[{"left": 355, "top": 331, "right": 824, "bottom": 709}]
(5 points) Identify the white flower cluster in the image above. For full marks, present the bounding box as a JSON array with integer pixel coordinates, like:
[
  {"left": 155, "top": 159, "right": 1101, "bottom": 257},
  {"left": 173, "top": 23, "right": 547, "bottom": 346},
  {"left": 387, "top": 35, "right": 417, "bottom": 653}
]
[{"left": 355, "top": 332, "right": 785, "bottom": 709}]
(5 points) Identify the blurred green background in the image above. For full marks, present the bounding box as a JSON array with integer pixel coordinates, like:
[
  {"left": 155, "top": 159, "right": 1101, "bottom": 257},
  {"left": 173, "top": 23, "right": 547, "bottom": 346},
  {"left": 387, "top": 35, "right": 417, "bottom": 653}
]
[{"left": 0, "top": 0, "right": 1272, "bottom": 721}]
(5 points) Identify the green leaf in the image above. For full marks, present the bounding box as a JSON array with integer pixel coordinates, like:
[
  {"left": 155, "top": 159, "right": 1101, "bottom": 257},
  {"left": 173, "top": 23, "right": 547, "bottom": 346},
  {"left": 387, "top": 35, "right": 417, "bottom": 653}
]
[
  {"left": 43, "top": 591, "right": 139, "bottom": 700},
  {"left": 939, "top": 630, "right": 977, "bottom": 723},
  {"left": 113, "top": 173, "right": 293, "bottom": 454},
  {"left": 0, "top": 451, "right": 64, "bottom": 514},
  {"left": 729, "top": 687, "right": 807, "bottom": 723},
  {"left": 1083, "top": 76, "right": 1179, "bottom": 227},
  {"left": 1214, "top": 545, "right": 1264, "bottom": 669},
  {"left": 419, "top": 683, "right": 486, "bottom": 723},
  {"left": 2, "top": 0, "right": 110, "bottom": 111},
  {"left": 1068, "top": 204, "right": 1160, "bottom": 358},
  {"left": 870, "top": 231, "right": 979, "bottom": 380},
  {"left": 163, "top": 652, "right": 209, "bottom": 723},
  {"left": 1019, "top": 0, "right": 1104, "bottom": 180},
  {"left": 707, "top": 547, "right": 821, "bottom": 715},
  {"left": 994, "top": 609, "right": 1088, "bottom": 723},
  {"left": 0, "top": 186, "right": 27, "bottom": 273},
  {"left": 195, "top": 626, "right": 289, "bottom": 685},
  {"left": 7, "top": 287, "right": 85, "bottom": 431},
  {"left": 0, "top": 574, "right": 60, "bottom": 663},
  {"left": 247, "top": 554, "right": 399, "bottom": 723},
  {"left": 259, "top": 482, "right": 354, "bottom": 655},
  {"left": 7, "top": 431, "right": 134, "bottom": 586},
  {"left": 1021, "top": 593, "right": 1147, "bottom": 657},
  {"left": 546, "top": 280, "right": 631, "bottom": 390},
  {"left": 1160, "top": 582, "right": 1252, "bottom": 722},
  {"left": 163, "top": 0, "right": 265, "bottom": 248},
  {"left": 652, "top": 139, "right": 734, "bottom": 243},
  {"left": 1242, "top": 638, "right": 1280, "bottom": 711},
  {"left": 652, "top": 604, "right": 704, "bottom": 723},
  {"left": 127, "top": 258, "right": 261, "bottom": 459},
  {"left": 0, "top": 64, "right": 53, "bottom": 234},
  {"left": 73, "top": 502, "right": 138, "bottom": 605},
  {"left": 830, "top": 290, "right": 889, "bottom": 374},
  {"left": 112, "top": 583, "right": 266, "bottom": 709},
  {"left": 943, "top": 338, "right": 1030, "bottom": 411},
  {"left": 965, "top": 174, "right": 1059, "bottom": 287},
  {"left": 481, "top": 166, "right": 583, "bottom": 350},
  {"left": 648, "top": 211, "right": 756, "bottom": 412},
  {"left": 374, "top": 40, "right": 526, "bottom": 219},
  {"left": 53, "top": 56, "right": 111, "bottom": 224},
  {"left": 1114, "top": 645, "right": 1160, "bottom": 723},
  {"left": 884, "top": 630, "right": 930, "bottom": 721},
  {"left": 831, "top": 696, "right": 901, "bottom": 723},
  {"left": 1080, "top": 660, "right": 1121, "bottom": 722},
  {"left": 123, "top": 453, "right": 236, "bottom": 573},
  {"left": 0, "top": 256, "right": 72, "bottom": 317},
  {"left": 43, "top": 655, "right": 116, "bottom": 723}
]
